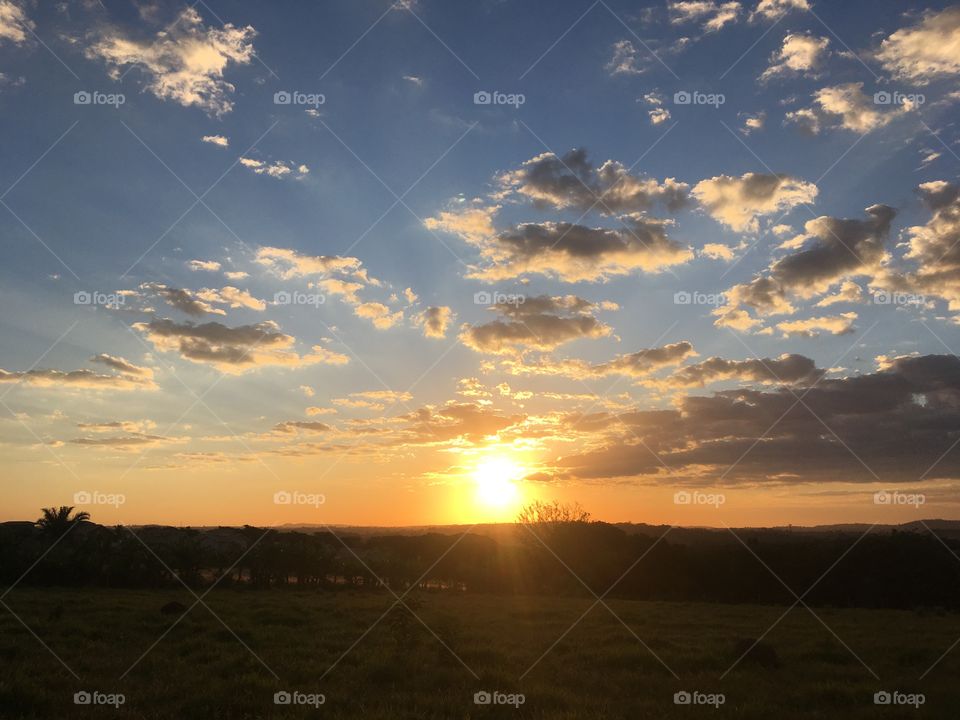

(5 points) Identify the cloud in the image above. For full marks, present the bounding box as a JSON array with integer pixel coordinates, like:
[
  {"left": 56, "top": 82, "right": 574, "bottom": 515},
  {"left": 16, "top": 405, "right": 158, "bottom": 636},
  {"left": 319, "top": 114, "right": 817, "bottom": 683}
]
[
  {"left": 0, "top": 0, "right": 32, "bottom": 44},
  {"left": 317, "top": 278, "right": 364, "bottom": 304},
  {"left": 76, "top": 420, "right": 157, "bottom": 434},
  {"left": 776, "top": 312, "right": 857, "bottom": 337},
  {"left": 815, "top": 280, "right": 863, "bottom": 307},
  {"left": 786, "top": 83, "right": 913, "bottom": 134},
  {"left": 751, "top": 0, "right": 810, "bottom": 22},
  {"left": 692, "top": 172, "right": 818, "bottom": 232},
  {"left": 188, "top": 259, "right": 221, "bottom": 272},
  {"left": 661, "top": 353, "right": 822, "bottom": 387},
  {"left": 201, "top": 135, "right": 229, "bottom": 148},
  {"left": 306, "top": 406, "right": 336, "bottom": 416},
  {"left": 760, "top": 33, "right": 829, "bottom": 82},
  {"left": 876, "top": 7, "right": 960, "bottom": 84},
  {"left": 714, "top": 205, "right": 895, "bottom": 328},
  {"left": 139, "top": 283, "right": 264, "bottom": 315},
  {"left": 69, "top": 433, "right": 179, "bottom": 448},
  {"left": 416, "top": 306, "right": 454, "bottom": 339},
  {"left": 334, "top": 390, "right": 413, "bottom": 411},
  {"left": 460, "top": 295, "right": 614, "bottom": 355},
  {"left": 133, "top": 318, "right": 349, "bottom": 373},
  {"left": 466, "top": 216, "right": 692, "bottom": 282},
  {"left": 255, "top": 246, "right": 362, "bottom": 279},
  {"left": 642, "top": 92, "right": 672, "bottom": 125},
  {"left": 500, "top": 341, "right": 697, "bottom": 379},
  {"left": 86, "top": 7, "right": 256, "bottom": 116},
  {"left": 240, "top": 157, "right": 309, "bottom": 179},
  {"left": 669, "top": 1, "right": 741, "bottom": 32},
  {"left": 740, "top": 111, "right": 765, "bottom": 135},
  {"left": 499, "top": 148, "right": 690, "bottom": 215},
  {"left": 424, "top": 205, "right": 498, "bottom": 244},
  {"left": 89, "top": 353, "right": 154, "bottom": 379},
  {"left": 879, "top": 181, "right": 960, "bottom": 315},
  {"left": 273, "top": 420, "right": 332, "bottom": 434},
  {"left": 606, "top": 40, "right": 646, "bottom": 76},
  {"left": 552, "top": 354, "right": 960, "bottom": 484},
  {"left": 0, "top": 360, "right": 156, "bottom": 390},
  {"left": 140, "top": 282, "right": 220, "bottom": 316},
  {"left": 354, "top": 302, "right": 403, "bottom": 330},
  {"left": 195, "top": 286, "right": 266, "bottom": 311}
]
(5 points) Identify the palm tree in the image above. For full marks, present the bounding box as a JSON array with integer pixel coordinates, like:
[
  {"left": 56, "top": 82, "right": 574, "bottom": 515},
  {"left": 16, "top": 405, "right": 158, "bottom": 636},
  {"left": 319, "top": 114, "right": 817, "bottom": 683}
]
[{"left": 35, "top": 506, "right": 90, "bottom": 537}]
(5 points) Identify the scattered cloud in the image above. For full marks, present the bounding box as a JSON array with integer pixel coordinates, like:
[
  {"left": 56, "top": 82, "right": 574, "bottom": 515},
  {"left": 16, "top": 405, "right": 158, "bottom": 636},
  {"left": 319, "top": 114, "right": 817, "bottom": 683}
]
[
  {"left": 86, "top": 7, "right": 256, "bottom": 116},
  {"left": 692, "top": 172, "right": 818, "bottom": 232}
]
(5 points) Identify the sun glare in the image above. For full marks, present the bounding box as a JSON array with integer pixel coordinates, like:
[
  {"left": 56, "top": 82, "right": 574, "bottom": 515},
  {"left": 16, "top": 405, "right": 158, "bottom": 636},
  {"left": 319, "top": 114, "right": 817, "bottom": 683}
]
[{"left": 472, "top": 456, "right": 523, "bottom": 512}]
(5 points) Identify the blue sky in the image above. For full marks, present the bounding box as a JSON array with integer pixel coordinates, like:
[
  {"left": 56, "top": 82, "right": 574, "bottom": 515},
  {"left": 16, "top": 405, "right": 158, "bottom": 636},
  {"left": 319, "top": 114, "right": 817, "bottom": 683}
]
[{"left": 2, "top": 0, "right": 960, "bottom": 526}]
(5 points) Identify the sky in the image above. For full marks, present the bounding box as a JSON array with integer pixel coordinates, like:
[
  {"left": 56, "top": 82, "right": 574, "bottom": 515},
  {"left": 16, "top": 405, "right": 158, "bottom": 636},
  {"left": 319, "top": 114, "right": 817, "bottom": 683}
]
[{"left": 2, "top": 0, "right": 960, "bottom": 527}]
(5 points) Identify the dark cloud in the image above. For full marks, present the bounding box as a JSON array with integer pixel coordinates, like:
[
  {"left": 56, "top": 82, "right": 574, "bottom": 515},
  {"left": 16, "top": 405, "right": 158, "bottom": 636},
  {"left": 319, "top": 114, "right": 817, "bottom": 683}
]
[{"left": 499, "top": 148, "right": 690, "bottom": 215}]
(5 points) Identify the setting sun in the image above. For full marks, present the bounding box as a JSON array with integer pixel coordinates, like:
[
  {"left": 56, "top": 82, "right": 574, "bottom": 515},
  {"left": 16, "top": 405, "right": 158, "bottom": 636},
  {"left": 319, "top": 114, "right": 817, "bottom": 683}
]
[{"left": 472, "top": 456, "right": 524, "bottom": 512}]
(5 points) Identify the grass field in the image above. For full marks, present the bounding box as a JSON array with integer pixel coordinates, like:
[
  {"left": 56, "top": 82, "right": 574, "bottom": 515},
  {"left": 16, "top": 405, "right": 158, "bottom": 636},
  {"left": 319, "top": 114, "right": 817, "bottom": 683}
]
[{"left": 0, "top": 589, "right": 957, "bottom": 718}]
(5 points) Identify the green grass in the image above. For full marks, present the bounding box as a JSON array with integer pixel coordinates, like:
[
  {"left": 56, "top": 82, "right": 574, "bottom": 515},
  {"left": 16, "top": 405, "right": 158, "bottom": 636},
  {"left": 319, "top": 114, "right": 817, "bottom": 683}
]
[{"left": 0, "top": 589, "right": 957, "bottom": 718}]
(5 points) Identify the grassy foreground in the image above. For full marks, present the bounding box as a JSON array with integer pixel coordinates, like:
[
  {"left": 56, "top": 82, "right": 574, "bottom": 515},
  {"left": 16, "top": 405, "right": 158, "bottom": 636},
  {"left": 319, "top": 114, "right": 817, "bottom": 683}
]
[{"left": 0, "top": 588, "right": 957, "bottom": 718}]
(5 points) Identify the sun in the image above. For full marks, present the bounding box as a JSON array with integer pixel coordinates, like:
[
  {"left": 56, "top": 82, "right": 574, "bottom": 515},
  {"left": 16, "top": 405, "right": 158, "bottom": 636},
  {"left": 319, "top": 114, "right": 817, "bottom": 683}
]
[{"left": 472, "top": 456, "right": 523, "bottom": 511}]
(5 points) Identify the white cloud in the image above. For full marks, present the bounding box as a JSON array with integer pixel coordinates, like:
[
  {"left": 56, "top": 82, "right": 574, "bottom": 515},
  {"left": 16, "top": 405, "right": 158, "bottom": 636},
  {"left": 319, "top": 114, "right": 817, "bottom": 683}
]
[
  {"left": 760, "top": 33, "right": 829, "bottom": 82},
  {"left": 877, "top": 7, "right": 960, "bottom": 84},
  {"left": 692, "top": 172, "right": 818, "bottom": 232},
  {"left": 0, "top": 0, "right": 32, "bottom": 44},
  {"left": 86, "top": 7, "right": 256, "bottom": 116},
  {"left": 201, "top": 135, "right": 229, "bottom": 147}
]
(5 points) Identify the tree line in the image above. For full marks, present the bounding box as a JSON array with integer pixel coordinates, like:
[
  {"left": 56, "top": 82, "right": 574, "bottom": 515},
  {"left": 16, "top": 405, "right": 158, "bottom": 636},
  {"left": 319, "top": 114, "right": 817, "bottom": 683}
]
[{"left": 2, "top": 503, "right": 959, "bottom": 610}]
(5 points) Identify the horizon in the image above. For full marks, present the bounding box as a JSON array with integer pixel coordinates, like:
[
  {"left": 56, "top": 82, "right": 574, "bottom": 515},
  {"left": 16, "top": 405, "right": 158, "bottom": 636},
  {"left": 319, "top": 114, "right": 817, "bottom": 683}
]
[{"left": 3, "top": 0, "right": 960, "bottom": 530}]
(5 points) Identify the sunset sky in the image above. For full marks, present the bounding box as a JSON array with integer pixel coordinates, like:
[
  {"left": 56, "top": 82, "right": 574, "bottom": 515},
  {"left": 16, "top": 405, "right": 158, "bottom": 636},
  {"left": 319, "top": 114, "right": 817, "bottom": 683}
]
[{"left": 3, "top": 0, "right": 960, "bottom": 527}]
